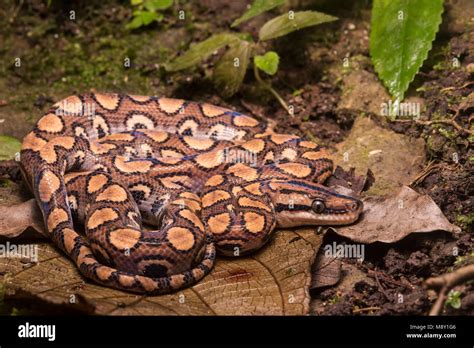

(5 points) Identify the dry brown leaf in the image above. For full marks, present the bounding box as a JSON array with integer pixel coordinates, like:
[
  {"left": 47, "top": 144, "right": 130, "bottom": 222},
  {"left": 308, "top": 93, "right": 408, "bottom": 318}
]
[
  {"left": 310, "top": 261, "right": 376, "bottom": 314},
  {"left": 310, "top": 252, "right": 341, "bottom": 290},
  {"left": 0, "top": 229, "right": 324, "bottom": 315},
  {"left": 332, "top": 186, "right": 461, "bottom": 244},
  {"left": 0, "top": 199, "right": 45, "bottom": 238}
]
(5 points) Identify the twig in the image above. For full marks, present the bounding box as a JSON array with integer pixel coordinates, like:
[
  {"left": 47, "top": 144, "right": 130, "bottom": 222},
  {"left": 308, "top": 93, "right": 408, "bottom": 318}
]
[
  {"left": 428, "top": 291, "right": 447, "bottom": 317},
  {"left": 253, "top": 65, "right": 291, "bottom": 116},
  {"left": 392, "top": 119, "right": 473, "bottom": 136},
  {"left": 373, "top": 267, "right": 391, "bottom": 301},
  {"left": 410, "top": 162, "right": 461, "bottom": 187},
  {"left": 352, "top": 306, "right": 381, "bottom": 314},
  {"left": 425, "top": 264, "right": 474, "bottom": 316},
  {"left": 367, "top": 269, "right": 413, "bottom": 290},
  {"left": 440, "top": 82, "right": 474, "bottom": 93},
  {"left": 409, "top": 161, "right": 441, "bottom": 187},
  {"left": 239, "top": 100, "right": 266, "bottom": 121},
  {"left": 10, "top": 0, "right": 24, "bottom": 23}
]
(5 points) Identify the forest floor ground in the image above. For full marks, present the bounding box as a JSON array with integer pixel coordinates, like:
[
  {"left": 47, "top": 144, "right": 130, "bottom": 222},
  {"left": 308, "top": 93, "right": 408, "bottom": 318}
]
[{"left": 0, "top": 0, "right": 472, "bottom": 315}]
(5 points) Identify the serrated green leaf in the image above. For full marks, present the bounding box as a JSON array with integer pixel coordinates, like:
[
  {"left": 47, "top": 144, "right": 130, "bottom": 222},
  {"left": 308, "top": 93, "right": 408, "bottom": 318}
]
[
  {"left": 370, "top": 0, "right": 444, "bottom": 101},
  {"left": 259, "top": 10, "right": 337, "bottom": 41},
  {"left": 165, "top": 33, "right": 240, "bottom": 72},
  {"left": 254, "top": 51, "right": 279, "bottom": 75},
  {"left": 213, "top": 41, "right": 252, "bottom": 98},
  {"left": 0, "top": 136, "right": 21, "bottom": 161},
  {"left": 231, "top": 0, "right": 285, "bottom": 27}
]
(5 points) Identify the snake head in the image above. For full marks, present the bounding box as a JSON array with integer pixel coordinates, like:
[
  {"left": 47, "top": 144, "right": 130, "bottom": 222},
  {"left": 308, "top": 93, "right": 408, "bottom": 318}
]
[{"left": 266, "top": 179, "right": 363, "bottom": 227}]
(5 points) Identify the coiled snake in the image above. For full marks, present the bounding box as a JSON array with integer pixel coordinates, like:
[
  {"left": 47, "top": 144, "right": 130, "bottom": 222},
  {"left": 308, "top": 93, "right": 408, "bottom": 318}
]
[{"left": 19, "top": 93, "right": 363, "bottom": 294}]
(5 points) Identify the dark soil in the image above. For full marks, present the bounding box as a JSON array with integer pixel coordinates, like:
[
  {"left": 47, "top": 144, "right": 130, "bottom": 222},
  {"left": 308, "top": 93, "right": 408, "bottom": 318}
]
[{"left": 0, "top": 0, "right": 472, "bottom": 315}]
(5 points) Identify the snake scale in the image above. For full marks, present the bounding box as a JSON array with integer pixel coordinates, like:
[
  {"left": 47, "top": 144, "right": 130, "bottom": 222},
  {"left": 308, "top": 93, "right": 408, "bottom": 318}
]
[{"left": 19, "top": 93, "right": 363, "bottom": 294}]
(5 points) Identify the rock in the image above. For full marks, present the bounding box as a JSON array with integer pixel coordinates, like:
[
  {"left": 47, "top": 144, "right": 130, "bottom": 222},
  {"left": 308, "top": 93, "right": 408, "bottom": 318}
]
[
  {"left": 337, "top": 70, "right": 390, "bottom": 115},
  {"left": 440, "top": 0, "right": 474, "bottom": 35},
  {"left": 334, "top": 117, "right": 425, "bottom": 195}
]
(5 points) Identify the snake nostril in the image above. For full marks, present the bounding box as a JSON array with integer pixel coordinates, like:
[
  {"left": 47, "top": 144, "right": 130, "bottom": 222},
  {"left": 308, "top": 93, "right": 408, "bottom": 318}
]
[{"left": 346, "top": 201, "right": 360, "bottom": 211}]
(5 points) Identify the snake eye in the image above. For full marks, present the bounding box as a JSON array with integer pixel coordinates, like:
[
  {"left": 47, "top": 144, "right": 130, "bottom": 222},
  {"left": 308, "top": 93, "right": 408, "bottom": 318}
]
[{"left": 312, "top": 200, "right": 325, "bottom": 213}]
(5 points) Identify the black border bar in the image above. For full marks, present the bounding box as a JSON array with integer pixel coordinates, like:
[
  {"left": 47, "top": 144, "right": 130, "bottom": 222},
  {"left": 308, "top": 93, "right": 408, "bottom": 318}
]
[{"left": 0, "top": 315, "right": 472, "bottom": 346}]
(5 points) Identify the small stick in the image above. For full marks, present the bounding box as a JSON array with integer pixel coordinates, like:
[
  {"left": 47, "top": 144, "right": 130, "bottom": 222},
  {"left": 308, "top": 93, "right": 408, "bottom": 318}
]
[
  {"left": 409, "top": 161, "right": 441, "bottom": 187},
  {"left": 374, "top": 268, "right": 391, "bottom": 301},
  {"left": 392, "top": 119, "right": 473, "bottom": 136},
  {"left": 440, "top": 82, "right": 474, "bottom": 93},
  {"left": 367, "top": 269, "right": 413, "bottom": 290},
  {"left": 425, "top": 264, "right": 474, "bottom": 315},
  {"left": 352, "top": 306, "right": 381, "bottom": 314}
]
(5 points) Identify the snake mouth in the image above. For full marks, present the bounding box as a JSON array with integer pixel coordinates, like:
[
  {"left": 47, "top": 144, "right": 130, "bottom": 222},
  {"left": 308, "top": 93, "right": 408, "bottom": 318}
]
[
  {"left": 275, "top": 200, "right": 363, "bottom": 228},
  {"left": 315, "top": 211, "right": 361, "bottom": 225},
  {"left": 317, "top": 200, "right": 364, "bottom": 225}
]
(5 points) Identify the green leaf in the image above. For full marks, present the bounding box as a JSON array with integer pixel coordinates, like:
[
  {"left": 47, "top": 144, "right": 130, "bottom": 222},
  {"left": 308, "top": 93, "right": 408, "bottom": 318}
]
[
  {"left": 370, "top": 0, "right": 444, "bottom": 101},
  {"left": 144, "top": 1, "right": 157, "bottom": 11},
  {"left": 131, "top": 0, "right": 143, "bottom": 5},
  {"left": 165, "top": 33, "right": 240, "bottom": 72},
  {"left": 254, "top": 51, "right": 279, "bottom": 75},
  {"left": 259, "top": 10, "right": 337, "bottom": 41},
  {"left": 144, "top": 0, "right": 173, "bottom": 11},
  {"left": 142, "top": 11, "right": 159, "bottom": 25},
  {"left": 126, "top": 10, "right": 159, "bottom": 29},
  {"left": 126, "top": 17, "right": 143, "bottom": 30},
  {"left": 231, "top": 0, "right": 285, "bottom": 27},
  {"left": 154, "top": 0, "right": 173, "bottom": 10},
  {"left": 0, "top": 136, "right": 21, "bottom": 161},
  {"left": 213, "top": 41, "right": 252, "bottom": 98},
  {"left": 445, "top": 290, "right": 462, "bottom": 309}
]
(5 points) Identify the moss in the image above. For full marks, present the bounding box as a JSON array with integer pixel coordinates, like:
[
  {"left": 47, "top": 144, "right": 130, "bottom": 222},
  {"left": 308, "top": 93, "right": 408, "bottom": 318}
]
[
  {"left": 425, "top": 132, "right": 449, "bottom": 157},
  {"left": 0, "top": 1, "right": 193, "bottom": 119},
  {"left": 433, "top": 61, "right": 448, "bottom": 71},
  {"left": 454, "top": 253, "right": 474, "bottom": 267},
  {"left": 328, "top": 294, "right": 340, "bottom": 304},
  {"left": 437, "top": 126, "right": 456, "bottom": 140},
  {"left": 24, "top": 30, "right": 167, "bottom": 94},
  {"left": 456, "top": 214, "right": 474, "bottom": 229}
]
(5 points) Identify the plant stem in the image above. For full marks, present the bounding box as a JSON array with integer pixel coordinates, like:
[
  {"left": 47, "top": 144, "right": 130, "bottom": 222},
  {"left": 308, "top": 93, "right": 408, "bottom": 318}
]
[{"left": 253, "top": 64, "right": 291, "bottom": 116}]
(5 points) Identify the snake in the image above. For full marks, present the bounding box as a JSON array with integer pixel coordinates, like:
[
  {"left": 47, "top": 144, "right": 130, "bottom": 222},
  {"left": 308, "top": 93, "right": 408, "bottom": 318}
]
[{"left": 19, "top": 93, "right": 363, "bottom": 294}]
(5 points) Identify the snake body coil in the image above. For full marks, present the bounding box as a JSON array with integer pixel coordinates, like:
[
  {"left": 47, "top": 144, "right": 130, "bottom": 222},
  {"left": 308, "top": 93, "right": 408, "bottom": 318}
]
[{"left": 20, "top": 93, "right": 362, "bottom": 294}]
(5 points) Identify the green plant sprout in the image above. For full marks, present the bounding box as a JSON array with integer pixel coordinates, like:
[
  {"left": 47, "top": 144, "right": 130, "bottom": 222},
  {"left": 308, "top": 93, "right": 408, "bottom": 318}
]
[
  {"left": 445, "top": 290, "right": 462, "bottom": 310},
  {"left": 127, "top": 0, "right": 173, "bottom": 30},
  {"left": 165, "top": 1, "right": 337, "bottom": 114}
]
